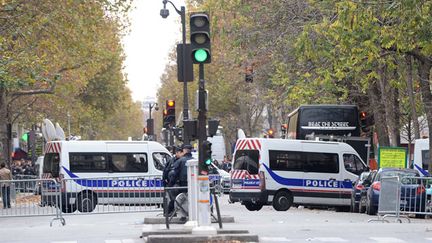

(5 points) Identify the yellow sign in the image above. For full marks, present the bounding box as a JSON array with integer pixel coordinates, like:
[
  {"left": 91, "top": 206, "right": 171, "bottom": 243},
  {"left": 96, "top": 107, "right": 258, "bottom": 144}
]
[{"left": 378, "top": 147, "right": 407, "bottom": 169}]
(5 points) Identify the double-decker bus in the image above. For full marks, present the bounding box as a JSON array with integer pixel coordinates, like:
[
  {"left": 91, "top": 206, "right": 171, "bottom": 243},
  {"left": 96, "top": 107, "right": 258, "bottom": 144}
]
[{"left": 285, "top": 105, "right": 370, "bottom": 163}]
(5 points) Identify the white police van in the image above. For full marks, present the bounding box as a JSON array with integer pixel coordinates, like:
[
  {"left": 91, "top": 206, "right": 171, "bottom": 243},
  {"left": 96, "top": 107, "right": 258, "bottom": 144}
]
[
  {"left": 42, "top": 140, "right": 171, "bottom": 213},
  {"left": 229, "top": 138, "right": 368, "bottom": 211}
]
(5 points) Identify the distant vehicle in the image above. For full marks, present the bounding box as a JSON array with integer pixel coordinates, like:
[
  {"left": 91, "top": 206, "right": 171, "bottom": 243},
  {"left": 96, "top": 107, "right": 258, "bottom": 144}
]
[
  {"left": 413, "top": 138, "right": 430, "bottom": 175},
  {"left": 285, "top": 105, "right": 370, "bottom": 164},
  {"left": 363, "top": 168, "right": 425, "bottom": 217},
  {"left": 207, "top": 126, "right": 227, "bottom": 163},
  {"left": 191, "top": 152, "right": 230, "bottom": 194},
  {"left": 41, "top": 140, "right": 171, "bottom": 213},
  {"left": 351, "top": 171, "right": 376, "bottom": 213},
  {"left": 229, "top": 138, "right": 368, "bottom": 212}
]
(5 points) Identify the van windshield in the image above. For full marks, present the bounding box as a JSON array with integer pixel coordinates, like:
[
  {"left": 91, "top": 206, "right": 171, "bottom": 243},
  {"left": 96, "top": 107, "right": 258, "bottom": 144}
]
[
  {"left": 233, "top": 150, "right": 259, "bottom": 174},
  {"left": 43, "top": 153, "right": 60, "bottom": 177}
]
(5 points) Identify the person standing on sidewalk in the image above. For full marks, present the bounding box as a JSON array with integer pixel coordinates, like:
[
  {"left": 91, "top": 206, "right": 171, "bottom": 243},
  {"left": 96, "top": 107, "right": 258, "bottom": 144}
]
[{"left": 0, "top": 162, "right": 13, "bottom": 208}]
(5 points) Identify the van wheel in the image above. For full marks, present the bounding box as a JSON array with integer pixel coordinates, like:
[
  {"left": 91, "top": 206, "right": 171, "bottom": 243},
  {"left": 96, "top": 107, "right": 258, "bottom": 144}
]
[
  {"left": 272, "top": 191, "right": 293, "bottom": 211},
  {"left": 61, "top": 203, "right": 76, "bottom": 213},
  {"left": 77, "top": 192, "right": 97, "bottom": 213},
  {"left": 244, "top": 202, "right": 263, "bottom": 211}
]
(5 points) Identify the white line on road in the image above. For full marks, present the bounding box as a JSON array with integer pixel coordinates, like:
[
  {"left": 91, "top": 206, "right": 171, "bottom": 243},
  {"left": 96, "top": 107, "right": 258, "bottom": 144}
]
[
  {"left": 260, "top": 236, "right": 292, "bottom": 242},
  {"left": 51, "top": 241, "right": 78, "bottom": 243},
  {"left": 312, "top": 237, "right": 348, "bottom": 242},
  {"left": 370, "top": 237, "right": 405, "bottom": 242}
]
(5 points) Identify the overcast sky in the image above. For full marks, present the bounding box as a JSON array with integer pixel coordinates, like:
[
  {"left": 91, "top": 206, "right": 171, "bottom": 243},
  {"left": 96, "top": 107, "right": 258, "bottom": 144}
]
[{"left": 123, "top": 0, "right": 185, "bottom": 102}]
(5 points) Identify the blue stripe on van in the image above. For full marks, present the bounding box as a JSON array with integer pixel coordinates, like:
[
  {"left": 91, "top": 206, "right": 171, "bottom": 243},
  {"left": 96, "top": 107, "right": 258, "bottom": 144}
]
[
  {"left": 262, "top": 164, "right": 353, "bottom": 189},
  {"left": 62, "top": 167, "right": 163, "bottom": 188}
]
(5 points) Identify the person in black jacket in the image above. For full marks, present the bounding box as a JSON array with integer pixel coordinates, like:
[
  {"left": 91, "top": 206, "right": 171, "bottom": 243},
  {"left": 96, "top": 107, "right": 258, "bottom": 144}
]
[{"left": 163, "top": 146, "right": 184, "bottom": 216}]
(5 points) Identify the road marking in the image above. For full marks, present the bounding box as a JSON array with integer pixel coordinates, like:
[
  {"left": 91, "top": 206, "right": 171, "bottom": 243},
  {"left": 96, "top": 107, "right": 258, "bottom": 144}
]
[
  {"left": 370, "top": 237, "right": 405, "bottom": 242},
  {"left": 260, "top": 236, "right": 291, "bottom": 242},
  {"left": 312, "top": 237, "right": 348, "bottom": 242},
  {"left": 105, "top": 240, "right": 137, "bottom": 243},
  {"left": 51, "top": 241, "right": 77, "bottom": 243}
]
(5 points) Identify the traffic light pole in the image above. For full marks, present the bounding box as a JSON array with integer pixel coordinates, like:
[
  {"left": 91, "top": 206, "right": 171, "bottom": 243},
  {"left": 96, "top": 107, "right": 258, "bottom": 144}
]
[
  {"left": 197, "top": 63, "right": 207, "bottom": 175},
  {"left": 180, "top": 6, "right": 190, "bottom": 145}
]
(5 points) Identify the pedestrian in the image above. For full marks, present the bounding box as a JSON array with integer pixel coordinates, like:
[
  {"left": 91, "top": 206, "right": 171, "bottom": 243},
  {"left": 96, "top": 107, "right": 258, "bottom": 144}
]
[
  {"left": 0, "top": 162, "right": 13, "bottom": 208},
  {"left": 175, "top": 144, "right": 193, "bottom": 188},
  {"left": 162, "top": 146, "right": 184, "bottom": 216}
]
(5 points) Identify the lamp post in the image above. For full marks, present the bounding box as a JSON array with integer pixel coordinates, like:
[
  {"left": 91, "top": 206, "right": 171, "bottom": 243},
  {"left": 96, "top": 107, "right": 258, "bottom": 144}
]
[
  {"left": 160, "top": 0, "right": 190, "bottom": 145},
  {"left": 147, "top": 102, "right": 159, "bottom": 141}
]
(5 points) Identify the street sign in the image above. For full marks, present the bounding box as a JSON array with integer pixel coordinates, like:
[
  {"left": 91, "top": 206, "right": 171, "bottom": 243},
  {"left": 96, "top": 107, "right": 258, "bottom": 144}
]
[{"left": 378, "top": 147, "right": 407, "bottom": 169}]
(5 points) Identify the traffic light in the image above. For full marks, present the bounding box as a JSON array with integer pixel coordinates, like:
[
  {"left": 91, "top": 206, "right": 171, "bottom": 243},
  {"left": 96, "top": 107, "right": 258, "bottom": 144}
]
[
  {"left": 267, "top": 128, "right": 275, "bottom": 138},
  {"left": 162, "top": 109, "right": 169, "bottom": 128},
  {"left": 202, "top": 140, "right": 212, "bottom": 166},
  {"left": 21, "top": 132, "right": 29, "bottom": 142},
  {"left": 360, "top": 111, "right": 374, "bottom": 132},
  {"left": 190, "top": 13, "right": 211, "bottom": 64}
]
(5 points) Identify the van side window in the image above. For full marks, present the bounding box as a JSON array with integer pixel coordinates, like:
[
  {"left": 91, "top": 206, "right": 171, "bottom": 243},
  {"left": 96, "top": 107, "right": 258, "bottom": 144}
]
[
  {"left": 110, "top": 153, "right": 148, "bottom": 172},
  {"left": 343, "top": 154, "right": 366, "bottom": 175},
  {"left": 305, "top": 152, "right": 339, "bottom": 173},
  {"left": 269, "top": 150, "right": 303, "bottom": 171},
  {"left": 70, "top": 153, "right": 107, "bottom": 172},
  {"left": 233, "top": 150, "right": 259, "bottom": 174},
  {"left": 421, "top": 150, "right": 430, "bottom": 171},
  {"left": 153, "top": 152, "right": 171, "bottom": 171}
]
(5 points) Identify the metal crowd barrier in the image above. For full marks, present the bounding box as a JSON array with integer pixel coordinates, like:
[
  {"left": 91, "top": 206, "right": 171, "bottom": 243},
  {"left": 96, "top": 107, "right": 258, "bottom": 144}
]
[
  {"left": 1, "top": 174, "right": 168, "bottom": 225},
  {"left": 369, "top": 176, "right": 432, "bottom": 223},
  {"left": 399, "top": 176, "right": 430, "bottom": 219},
  {"left": 0, "top": 178, "right": 64, "bottom": 226},
  {"left": 59, "top": 175, "right": 164, "bottom": 215}
]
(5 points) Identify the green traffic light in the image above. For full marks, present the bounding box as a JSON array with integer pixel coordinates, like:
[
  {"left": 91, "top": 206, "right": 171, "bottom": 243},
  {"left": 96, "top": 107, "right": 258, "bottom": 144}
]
[
  {"left": 205, "top": 158, "right": 212, "bottom": 165},
  {"left": 194, "top": 49, "right": 208, "bottom": 62},
  {"left": 21, "top": 133, "right": 28, "bottom": 142}
]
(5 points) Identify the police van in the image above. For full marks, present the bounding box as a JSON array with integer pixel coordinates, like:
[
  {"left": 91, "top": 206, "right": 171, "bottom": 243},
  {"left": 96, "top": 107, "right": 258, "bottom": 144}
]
[
  {"left": 42, "top": 140, "right": 171, "bottom": 213},
  {"left": 229, "top": 138, "right": 368, "bottom": 211}
]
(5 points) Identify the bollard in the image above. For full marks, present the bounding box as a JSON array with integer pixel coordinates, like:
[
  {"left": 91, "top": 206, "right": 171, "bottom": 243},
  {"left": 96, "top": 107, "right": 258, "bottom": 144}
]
[
  {"left": 185, "top": 159, "right": 198, "bottom": 228},
  {"left": 192, "top": 176, "right": 216, "bottom": 235}
]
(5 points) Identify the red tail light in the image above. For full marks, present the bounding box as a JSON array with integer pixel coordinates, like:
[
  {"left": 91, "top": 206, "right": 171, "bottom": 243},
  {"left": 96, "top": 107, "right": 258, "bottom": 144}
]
[
  {"left": 355, "top": 184, "right": 365, "bottom": 190},
  {"left": 372, "top": 182, "right": 381, "bottom": 191},
  {"left": 259, "top": 171, "right": 266, "bottom": 191},
  {"left": 417, "top": 185, "right": 426, "bottom": 195}
]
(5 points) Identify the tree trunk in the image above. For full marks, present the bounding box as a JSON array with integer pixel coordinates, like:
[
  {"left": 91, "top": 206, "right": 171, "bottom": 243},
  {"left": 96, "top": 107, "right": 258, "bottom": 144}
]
[
  {"left": 417, "top": 59, "right": 432, "bottom": 170},
  {"left": 406, "top": 55, "right": 421, "bottom": 140},
  {"left": 369, "top": 81, "right": 390, "bottom": 147},
  {"left": 378, "top": 63, "right": 398, "bottom": 146},
  {"left": 0, "top": 87, "right": 11, "bottom": 167}
]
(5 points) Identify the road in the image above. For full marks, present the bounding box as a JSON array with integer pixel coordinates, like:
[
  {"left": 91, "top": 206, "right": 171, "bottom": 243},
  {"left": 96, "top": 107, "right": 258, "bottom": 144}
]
[{"left": 1, "top": 194, "right": 432, "bottom": 242}]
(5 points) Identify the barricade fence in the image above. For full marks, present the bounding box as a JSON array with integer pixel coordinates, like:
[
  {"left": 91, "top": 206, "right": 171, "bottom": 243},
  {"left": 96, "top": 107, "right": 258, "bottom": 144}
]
[
  {"left": 1, "top": 174, "right": 225, "bottom": 225},
  {"left": 0, "top": 178, "right": 63, "bottom": 225},
  {"left": 374, "top": 176, "right": 432, "bottom": 222},
  {"left": 57, "top": 175, "right": 164, "bottom": 214}
]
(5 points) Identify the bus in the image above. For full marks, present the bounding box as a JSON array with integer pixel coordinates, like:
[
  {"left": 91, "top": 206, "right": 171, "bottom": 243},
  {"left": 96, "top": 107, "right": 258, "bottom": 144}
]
[
  {"left": 286, "top": 105, "right": 361, "bottom": 139},
  {"left": 285, "top": 105, "right": 370, "bottom": 163}
]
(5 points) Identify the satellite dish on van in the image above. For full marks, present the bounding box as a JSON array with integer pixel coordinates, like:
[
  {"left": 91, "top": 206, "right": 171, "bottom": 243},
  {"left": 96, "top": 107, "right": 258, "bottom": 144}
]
[
  {"left": 43, "top": 119, "right": 56, "bottom": 142},
  {"left": 55, "top": 123, "right": 66, "bottom": 140},
  {"left": 41, "top": 123, "right": 48, "bottom": 141},
  {"left": 237, "top": 129, "right": 246, "bottom": 139}
]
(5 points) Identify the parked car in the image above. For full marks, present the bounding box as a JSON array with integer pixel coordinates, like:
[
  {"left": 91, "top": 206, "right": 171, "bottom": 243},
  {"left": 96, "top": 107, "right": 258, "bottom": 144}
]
[
  {"left": 350, "top": 171, "right": 375, "bottom": 213},
  {"left": 357, "top": 171, "right": 377, "bottom": 213},
  {"left": 362, "top": 168, "right": 426, "bottom": 217}
]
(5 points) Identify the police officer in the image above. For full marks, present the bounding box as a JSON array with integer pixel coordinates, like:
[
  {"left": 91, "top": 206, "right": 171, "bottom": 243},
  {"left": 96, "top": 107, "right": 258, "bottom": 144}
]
[
  {"left": 162, "top": 146, "right": 184, "bottom": 216},
  {"left": 175, "top": 144, "right": 193, "bottom": 188}
]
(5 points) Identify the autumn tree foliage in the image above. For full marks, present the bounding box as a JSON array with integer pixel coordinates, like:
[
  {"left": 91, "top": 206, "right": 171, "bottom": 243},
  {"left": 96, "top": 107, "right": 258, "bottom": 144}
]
[{"left": 0, "top": 0, "right": 142, "bottom": 163}]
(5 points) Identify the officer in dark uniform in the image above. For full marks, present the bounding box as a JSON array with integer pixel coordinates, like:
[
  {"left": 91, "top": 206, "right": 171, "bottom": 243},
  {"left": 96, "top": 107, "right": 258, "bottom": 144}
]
[
  {"left": 175, "top": 144, "right": 193, "bottom": 188},
  {"left": 163, "top": 145, "right": 184, "bottom": 216}
]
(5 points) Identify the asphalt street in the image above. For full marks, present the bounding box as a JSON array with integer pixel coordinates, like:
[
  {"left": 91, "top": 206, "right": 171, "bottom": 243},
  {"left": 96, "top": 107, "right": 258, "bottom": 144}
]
[{"left": 1, "top": 194, "right": 432, "bottom": 242}]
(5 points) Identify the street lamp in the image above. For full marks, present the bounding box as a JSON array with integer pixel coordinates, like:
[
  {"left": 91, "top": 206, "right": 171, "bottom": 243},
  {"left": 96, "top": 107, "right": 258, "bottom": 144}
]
[
  {"left": 160, "top": 0, "right": 190, "bottom": 145},
  {"left": 148, "top": 102, "right": 159, "bottom": 120},
  {"left": 147, "top": 102, "right": 159, "bottom": 141}
]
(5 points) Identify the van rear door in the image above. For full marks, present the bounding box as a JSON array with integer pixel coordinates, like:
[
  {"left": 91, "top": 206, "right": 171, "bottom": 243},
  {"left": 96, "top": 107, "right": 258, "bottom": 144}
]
[{"left": 231, "top": 139, "right": 261, "bottom": 192}]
